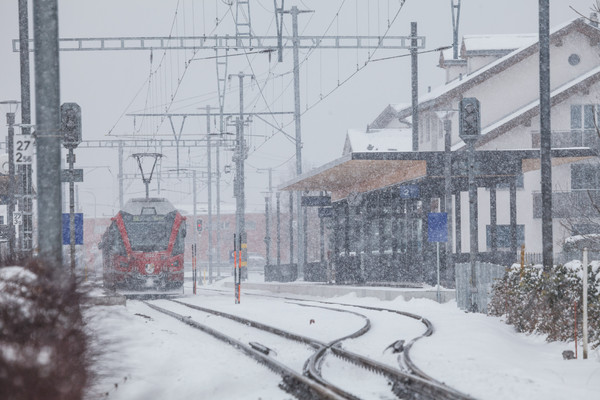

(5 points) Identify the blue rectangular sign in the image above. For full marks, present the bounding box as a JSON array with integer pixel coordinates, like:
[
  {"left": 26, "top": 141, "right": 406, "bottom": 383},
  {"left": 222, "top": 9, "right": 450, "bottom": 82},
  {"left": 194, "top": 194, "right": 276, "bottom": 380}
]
[
  {"left": 428, "top": 213, "right": 448, "bottom": 243},
  {"left": 62, "top": 213, "right": 83, "bottom": 245},
  {"left": 399, "top": 184, "right": 420, "bottom": 199}
]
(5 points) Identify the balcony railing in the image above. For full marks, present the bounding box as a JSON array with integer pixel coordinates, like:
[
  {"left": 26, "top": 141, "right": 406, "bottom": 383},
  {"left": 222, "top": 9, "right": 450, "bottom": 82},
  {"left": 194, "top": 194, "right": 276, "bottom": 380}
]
[
  {"left": 533, "top": 189, "right": 600, "bottom": 218},
  {"left": 531, "top": 129, "right": 599, "bottom": 148}
]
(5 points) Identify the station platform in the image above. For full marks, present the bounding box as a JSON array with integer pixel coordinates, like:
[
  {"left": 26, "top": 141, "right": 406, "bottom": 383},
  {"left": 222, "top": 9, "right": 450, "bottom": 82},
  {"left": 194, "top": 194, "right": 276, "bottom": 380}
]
[
  {"left": 221, "top": 274, "right": 456, "bottom": 303},
  {"left": 85, "top": 286, "right": 127, "bottom": 306}
]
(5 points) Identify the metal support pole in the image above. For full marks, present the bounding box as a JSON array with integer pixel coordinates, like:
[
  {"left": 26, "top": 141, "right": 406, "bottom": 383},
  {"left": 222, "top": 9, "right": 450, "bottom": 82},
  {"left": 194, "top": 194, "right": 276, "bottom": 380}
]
[
  {"left": 118, "top": 141, "right": 124, "bottom": 209},
  {"left": 231, "top": 72, "right": 252, "bottom": 276},
  {"left": 411, "top": 22, "right": 419, "bottom": 152},
  {"left": 265, "top": 196, "right": 270, "bottom": 266},
  {"left": 444, "top": 119, "right": 453, "bottom": 277},
  {"left": 192, "top": 169, "right": 197, "bottom": 282},
  {"left": 33, "top": 0, "right": 62, "bottom": 271},
  {"left": 216, "top": 135, "right": 222, "bottom": 277},
  {"left": 490, "top": 184, "right": 497, "bottom": 252},
  {"left": 7, "top": 113, "right": 16, "bottom": 258},
  {"left": 276, "top": 192, "right": 281, "bottom": 266},
  {"left": 291, "top": 6, "right": 306, "bottom": 279},
  {"left": 18, "top": 0, "right": 33, "bottom": 254},
  {"left": 206, "top": 105, "right": 213, "bottom": 283},
  {"left": 510, "top": 178, "right": 518, "bottom": 257},
  {"left": 436, "top": 242, "right": 441, "bottom": 303},
  {"left": 468, "top": 140, "right": 478, "bottom": 312},
  {"left": 455, "top": 191, "right": 462, "bottom": 253},
  {"left": 583, "top": 248, "right": 589, "bottom": 359},
  {"left": 289, "top": 191, "right": 294, "bottom": 265},
  {"left": 68, "top": 149, "right": 75, "bottom": 272},
  {"left": 450, "top": 0, "right": 461, "bottom": 60},
  {"left": 539, "top": 0, "right": 553, "bottom": 271}
]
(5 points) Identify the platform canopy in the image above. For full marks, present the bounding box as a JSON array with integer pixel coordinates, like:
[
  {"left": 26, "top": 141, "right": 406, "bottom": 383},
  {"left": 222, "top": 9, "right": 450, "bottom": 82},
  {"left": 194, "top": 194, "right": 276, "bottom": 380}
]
[{"left": 279, "top": 148, "right": 596, "bottom": 202}]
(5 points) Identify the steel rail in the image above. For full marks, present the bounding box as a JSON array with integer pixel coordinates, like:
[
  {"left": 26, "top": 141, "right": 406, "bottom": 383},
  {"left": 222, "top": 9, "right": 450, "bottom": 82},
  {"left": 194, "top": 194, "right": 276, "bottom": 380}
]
[
  {"left": 142, "top": 300, "right": 345, "bottom": 400},
  {"left": 168, "top": 299, "right": 362, "bottom": 399},
  {"left": 196, "top": 288, "right": 475, "bottom": 399}
]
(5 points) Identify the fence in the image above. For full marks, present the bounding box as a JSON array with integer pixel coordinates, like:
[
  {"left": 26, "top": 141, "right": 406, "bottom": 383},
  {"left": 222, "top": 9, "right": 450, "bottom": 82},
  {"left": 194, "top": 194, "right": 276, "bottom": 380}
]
[{"left": 455, "top": 262, "right": 506, "bottom": 313}]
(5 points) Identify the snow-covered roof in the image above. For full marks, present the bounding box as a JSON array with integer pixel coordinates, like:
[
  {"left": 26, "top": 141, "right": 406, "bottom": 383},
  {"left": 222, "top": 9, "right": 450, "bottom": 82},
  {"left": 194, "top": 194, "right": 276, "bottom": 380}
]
[
  {"left": 121, "top": 198, "right": 176, "bottom": 215},
  {"left": 461, "top": 34, "right": 537, "bottom": 56},
  {"left": 345, "top": 128, "right": 413, "bottom": 153},
  {"left": 398, "top": 18, "right": 590, "bottom": 119}
]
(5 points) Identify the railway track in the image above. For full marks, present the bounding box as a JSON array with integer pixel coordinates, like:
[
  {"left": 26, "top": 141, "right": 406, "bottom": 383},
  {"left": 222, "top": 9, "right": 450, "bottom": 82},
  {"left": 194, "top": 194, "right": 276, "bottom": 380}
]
[{"left": 142, "top": 296, "right": 475, "bottom": 400}]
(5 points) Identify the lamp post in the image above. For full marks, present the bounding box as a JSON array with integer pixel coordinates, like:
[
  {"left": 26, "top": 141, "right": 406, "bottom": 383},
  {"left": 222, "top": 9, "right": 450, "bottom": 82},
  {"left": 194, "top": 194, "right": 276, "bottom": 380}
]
[{"left": 1, "top": 101, "right": 20, "bottom": 259}]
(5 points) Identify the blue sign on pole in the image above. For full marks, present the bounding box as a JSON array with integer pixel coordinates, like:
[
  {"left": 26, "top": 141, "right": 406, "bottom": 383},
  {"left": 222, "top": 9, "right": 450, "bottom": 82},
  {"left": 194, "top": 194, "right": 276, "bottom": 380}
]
[
  {"left": 428, "top": 213, "right": 448, "bottom": 243},
  {"left": 399, "top": 184, "right": 420, "bottom": 199},
  {"left": 62, "top": 213, "right": 84, "bottom": 245}
]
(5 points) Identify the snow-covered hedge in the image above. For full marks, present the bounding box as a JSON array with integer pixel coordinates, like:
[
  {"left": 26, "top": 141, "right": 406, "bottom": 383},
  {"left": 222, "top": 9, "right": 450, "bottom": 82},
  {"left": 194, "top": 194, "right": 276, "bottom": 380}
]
[
  {"left": 0, "top": 261, "right": 90, "bottom": 400},
  {"left": 488, "top": 261, "right": 600, "bottom": 349}
]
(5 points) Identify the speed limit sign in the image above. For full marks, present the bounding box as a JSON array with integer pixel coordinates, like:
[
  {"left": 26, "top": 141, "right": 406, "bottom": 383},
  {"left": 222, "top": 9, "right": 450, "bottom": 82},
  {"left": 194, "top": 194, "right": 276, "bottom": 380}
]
[{"left": 14, "top": 135, "right": 33, "bottom": 165}]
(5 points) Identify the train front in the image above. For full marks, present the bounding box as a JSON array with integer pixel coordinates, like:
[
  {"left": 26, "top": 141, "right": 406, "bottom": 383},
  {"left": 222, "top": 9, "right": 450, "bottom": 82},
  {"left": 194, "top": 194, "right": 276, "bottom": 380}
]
[{"left": 99, "top": 198, "right": 186, "bottom": 294}]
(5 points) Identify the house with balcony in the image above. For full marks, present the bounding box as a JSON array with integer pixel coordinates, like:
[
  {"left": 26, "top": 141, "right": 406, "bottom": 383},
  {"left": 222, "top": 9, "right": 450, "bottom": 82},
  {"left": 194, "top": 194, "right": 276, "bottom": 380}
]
[{"left": 280, "top": 17, "right": 600, "bottom": 285}]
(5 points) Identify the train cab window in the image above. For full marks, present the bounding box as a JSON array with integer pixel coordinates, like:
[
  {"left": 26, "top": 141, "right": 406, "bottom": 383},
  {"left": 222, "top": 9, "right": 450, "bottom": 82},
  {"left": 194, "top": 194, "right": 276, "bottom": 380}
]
[{"left": 172, "top": 226, "right": 186, "bottom": 255}]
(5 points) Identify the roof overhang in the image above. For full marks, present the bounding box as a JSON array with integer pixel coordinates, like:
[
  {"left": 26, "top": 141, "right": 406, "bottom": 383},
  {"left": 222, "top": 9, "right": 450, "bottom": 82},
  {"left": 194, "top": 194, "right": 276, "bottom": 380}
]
[{"left": 279, "top": 148, "right": 597, "bottom": 202}]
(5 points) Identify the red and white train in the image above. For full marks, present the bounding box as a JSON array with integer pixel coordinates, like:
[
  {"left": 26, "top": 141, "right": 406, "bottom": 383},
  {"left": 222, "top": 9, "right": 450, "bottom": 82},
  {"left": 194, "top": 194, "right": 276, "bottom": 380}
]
[{"left": 99, "top": 197, "right": 186, "bottom": 293}]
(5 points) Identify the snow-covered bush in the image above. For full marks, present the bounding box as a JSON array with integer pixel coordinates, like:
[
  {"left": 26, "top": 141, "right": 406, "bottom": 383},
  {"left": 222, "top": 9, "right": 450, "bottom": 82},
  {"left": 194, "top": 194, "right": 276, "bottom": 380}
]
[
  {"left": 0, "top": 261, "right": 90, "bottom": 400},
  {"left": 488, "top": 261, "right": 600, "bottom": 348}
]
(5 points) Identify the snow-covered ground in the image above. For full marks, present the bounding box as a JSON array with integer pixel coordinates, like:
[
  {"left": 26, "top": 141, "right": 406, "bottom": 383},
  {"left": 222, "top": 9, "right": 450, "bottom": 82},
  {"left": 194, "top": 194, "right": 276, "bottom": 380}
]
[{"left": 85, "top": 275, "right": 600, "bottom": 400}]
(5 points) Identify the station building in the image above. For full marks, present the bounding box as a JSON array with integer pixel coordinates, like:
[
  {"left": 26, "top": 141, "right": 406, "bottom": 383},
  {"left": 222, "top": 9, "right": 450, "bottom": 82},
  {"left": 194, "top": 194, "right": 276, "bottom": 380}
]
[{"left": 280, "top": 17, "right": 600, "bottom": 286}]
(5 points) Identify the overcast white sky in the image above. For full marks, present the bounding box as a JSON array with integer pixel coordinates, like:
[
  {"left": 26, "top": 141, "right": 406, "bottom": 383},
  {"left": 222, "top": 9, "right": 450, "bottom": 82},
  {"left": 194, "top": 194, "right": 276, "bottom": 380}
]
[{"left": 0, "top": 0, "right": 595, "bottom": 217}]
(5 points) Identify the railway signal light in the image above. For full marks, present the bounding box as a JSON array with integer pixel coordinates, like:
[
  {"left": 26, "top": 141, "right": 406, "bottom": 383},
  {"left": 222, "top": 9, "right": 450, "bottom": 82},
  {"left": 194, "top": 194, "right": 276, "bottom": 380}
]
[
  {"left": 459, "top": 97, "right": 481, "bottom": 142},
  {"left": 61, "top": 102, "right": 82, "bottom": 149},
  {"left": 196, "top": 218, "right": 203, "bottom": 233}
]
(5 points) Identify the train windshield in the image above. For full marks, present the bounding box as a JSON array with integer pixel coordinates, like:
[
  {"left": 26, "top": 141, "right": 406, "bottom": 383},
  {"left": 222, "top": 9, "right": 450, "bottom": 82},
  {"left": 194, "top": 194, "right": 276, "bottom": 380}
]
[{"left": 122, "top": 211, "right": 177, "bottom": 252}]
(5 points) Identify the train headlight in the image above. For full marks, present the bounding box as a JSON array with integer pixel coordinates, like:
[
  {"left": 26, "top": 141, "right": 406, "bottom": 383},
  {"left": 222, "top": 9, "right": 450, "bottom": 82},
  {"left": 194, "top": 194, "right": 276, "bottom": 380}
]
[{"left": 145, "top": 263, "right": 155, "bottom": 274}]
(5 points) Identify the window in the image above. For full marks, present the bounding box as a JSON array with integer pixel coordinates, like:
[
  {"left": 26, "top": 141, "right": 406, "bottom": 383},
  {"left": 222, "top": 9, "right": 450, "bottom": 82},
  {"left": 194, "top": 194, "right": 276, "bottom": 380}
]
[
  {"left": 571, "top": 164, "right": 600, "bottom": 190},
  {"left": 568, "top": 53, "right": 581, "bottom": 66},
  {"left": 486, "top": 225, "right": 524, "bottom": 249},
  {"left": 570, "top": 104, "right": 599, "bottom": 147}
]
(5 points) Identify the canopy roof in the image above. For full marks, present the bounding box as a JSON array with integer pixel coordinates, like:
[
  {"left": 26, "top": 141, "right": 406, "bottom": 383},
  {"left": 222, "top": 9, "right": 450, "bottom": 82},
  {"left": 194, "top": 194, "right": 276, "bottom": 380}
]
[{"left": 279, "top": 148, "right": 596, "bottom": 202}]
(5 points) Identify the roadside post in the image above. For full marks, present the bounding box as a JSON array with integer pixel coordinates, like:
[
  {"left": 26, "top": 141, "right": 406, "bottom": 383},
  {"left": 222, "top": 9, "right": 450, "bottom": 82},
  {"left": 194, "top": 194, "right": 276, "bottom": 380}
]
[
  {"left": 60, "top": 103, "right": 83, "bottom": 273},
  {"left": 428, "top": 212, "right": 448, "bottom": 303},
  {"left": 237, "top": 234, "right": 242, "bottom": 303},
  {"left": 192, "top": 244, "right": 197, "bottom": 294},
  {"left": 582, "top": 248, "right": 589, "bottom": 359},
  {"left": 234, "top": 234, "right": 240, "bottom": 304},
  {"left": 459, "top": 97, "right": 481, "bottom": 312}
]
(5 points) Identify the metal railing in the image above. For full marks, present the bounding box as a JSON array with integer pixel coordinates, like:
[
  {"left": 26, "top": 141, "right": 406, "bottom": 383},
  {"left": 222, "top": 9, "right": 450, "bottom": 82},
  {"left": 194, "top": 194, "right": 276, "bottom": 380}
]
[{"left": 531, "top": 129, "right": 598, "bottom": 148}]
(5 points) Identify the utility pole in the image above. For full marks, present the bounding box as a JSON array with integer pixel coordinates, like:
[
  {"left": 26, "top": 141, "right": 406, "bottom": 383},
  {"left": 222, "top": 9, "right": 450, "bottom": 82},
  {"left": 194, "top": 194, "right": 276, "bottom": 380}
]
[
  {"left": 18, "top": 0, "right": 33, "bottom": 254},
  {"left": 3, "top": 106, "right": 17, "bottom": 257},
  {"left": 206, "top": 105, "right": 213, "bottom": 283},
  {"left": 33, "top": 0, "right": 62, "bottom": 272},
  {"left": 230, "top": 72, "right": 254, "bottom": 274},
  {"left": 280, "top": 6, "right": 313, "bottom": 278},
  {"left": 276, "top": 191, "right": 281, "bottom": 266},
  {"left": 260, "top": 168, "right": 273, "bottom": 266},
  {"left": 450, "top": 0, "right": 462, "bottom": 60},
  {"left": 539, "top": 0, "right": 553, "bottom": 271},
  {"left": 411, "top": 22, "right": 419, "bottom": 152}
]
